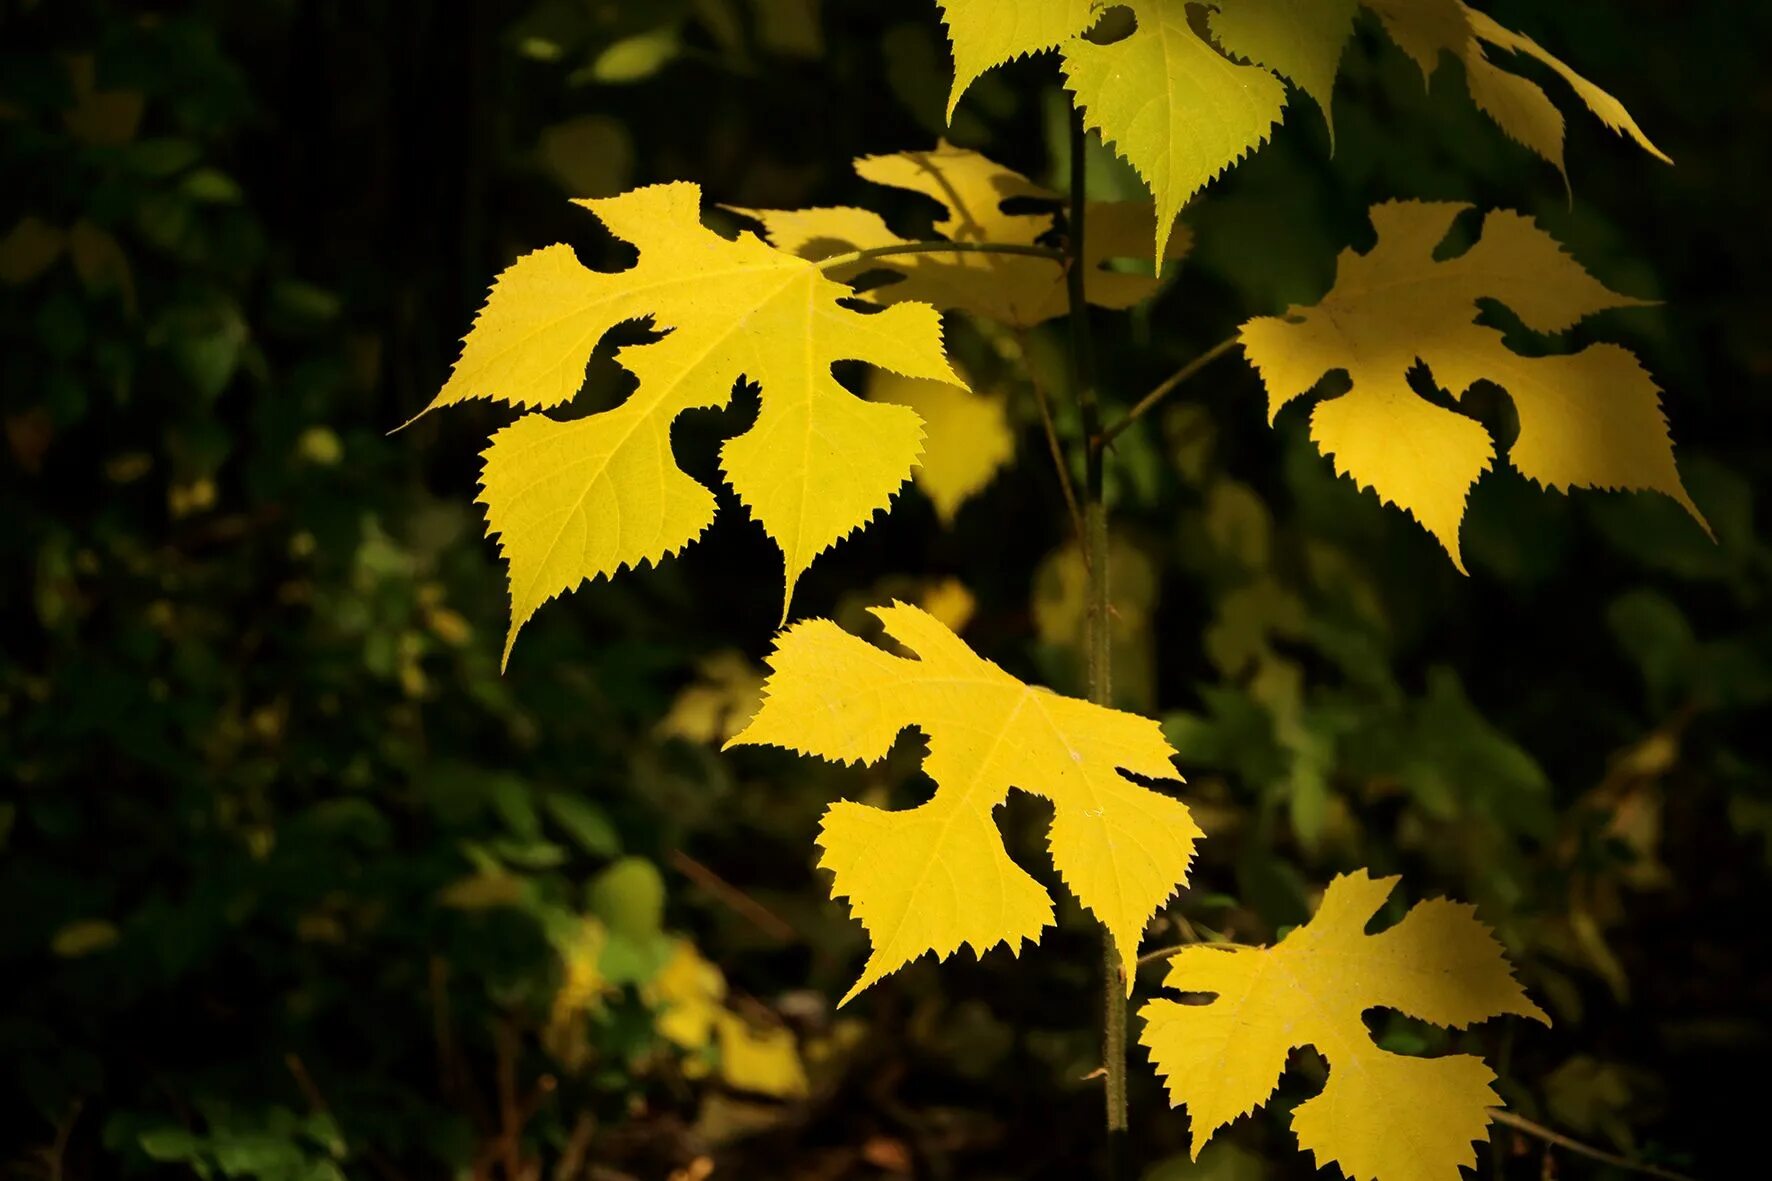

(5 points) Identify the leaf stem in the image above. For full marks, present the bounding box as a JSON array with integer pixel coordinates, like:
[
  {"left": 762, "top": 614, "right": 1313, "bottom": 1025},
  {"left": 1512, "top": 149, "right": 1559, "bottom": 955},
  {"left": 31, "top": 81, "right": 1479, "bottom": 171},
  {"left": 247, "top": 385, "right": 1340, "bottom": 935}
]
[
  {"left": 1096, "top": 335, "right": 1241, "bottom": 447},
  {"left": 1065, "top": 106, "right": 1128, "bottom": 1164},
  {"left": 1488, "top": 1111, "right": 1698, "bottom": 1181},
  {"left": 814, "top": 240, "right": 1066, "bottom": 273}
]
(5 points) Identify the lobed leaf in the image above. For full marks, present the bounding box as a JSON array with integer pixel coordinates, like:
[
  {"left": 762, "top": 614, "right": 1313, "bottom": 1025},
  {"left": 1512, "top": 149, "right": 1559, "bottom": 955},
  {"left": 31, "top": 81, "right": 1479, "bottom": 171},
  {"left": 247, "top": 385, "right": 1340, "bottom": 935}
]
[
  {"left": 727, "top": 602, "right": 1199, "bottom": 1003},
  {"left": 1239, "top": 200, "right": 1705, "bottom": 568},
  {"left": 1141, "top": 871, "right": 1548, "bottom": 1181},
  {"left": 410, "top": 183, "right": 963, "bottom": 662}
]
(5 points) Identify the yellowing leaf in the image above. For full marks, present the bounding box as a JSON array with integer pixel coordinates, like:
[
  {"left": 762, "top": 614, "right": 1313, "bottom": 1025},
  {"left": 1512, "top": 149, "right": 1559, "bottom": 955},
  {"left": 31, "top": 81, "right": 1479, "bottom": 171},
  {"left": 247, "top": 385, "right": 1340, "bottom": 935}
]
[
  {"left": 1363, "top": 0, "right": 1670, "bottom": 176},
  {"left": 69, "top": 220, "right": 136, "bottom": 314},
  {"left": 727, "top": 602, "right": 1198, "bottom": 1003},
  {"left": 715, "top": 1010, "right": 811, "bottom": 1098},
  {"left": 1239, "top": 200, "right": 1703, "bottom": 568},
  {"left": 1207, "top": 0, "right": 1360, "bottom": 141},
  {"left": 935, "top": 0, "right": 1098, "bottom": 118},
  {"left": 412, "top": 183, "right": 962, "bottom": 661},
  {"left": 543, "top": 915, "right": 613, "bottom": 1069},
  {"left": 918, "top": 576, "right": 977, "bottom": 633},
  {"left": 0, "top": 216, "right": 65, "bottom": 286},
  {"left": 1141, "top": 871, "right": 1547, "bottom": 1181},
  {"left": 61, "top": 54, "right": 144, "bottom": 147},
  {"left": 738, "top": 142, "right": 1189, "bottom": 327},
  {"left": 870, "top": 367, "right": 1014, "bottom": 524},
  {"left": 51, "top": 918, "right": 119, "bottom": 957},
  {"left": 649, "top": 939, "right": 728, "bottom": 1051},
  {"left": 1061, "top": 0, "right": 1288, "bottom": 264},
  {"left": 656, "top": 651, "right": 766, "bottom": 746}
]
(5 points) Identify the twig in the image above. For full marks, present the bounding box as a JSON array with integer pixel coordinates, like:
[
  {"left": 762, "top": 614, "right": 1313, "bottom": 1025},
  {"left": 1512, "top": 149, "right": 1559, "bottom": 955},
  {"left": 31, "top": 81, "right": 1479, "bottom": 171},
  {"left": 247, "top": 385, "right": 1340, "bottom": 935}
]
[
  {"left": 816, "top": 240, "right": 1065, "bottom": 274},
  {"left": 48, "top": 1098, "right": 82, "bottom": 1181},
  {"left": 1096, "top": 336, "right": 1241, "bottom": 448},
  {"left": 668, "top": 849, "right": 797, "bottom": 943},
  {"left": 1489, "top": 1111, "right": 1698, "bottom": 1181},
  {"left": 1015, "top": 327, "right": 1088, "bottom": 556},
  {"left": 1063, "top": 105, "right": 1128, "bottom": 1169},
  {"left": 552, "top": 1113, "right": 595, "bottom": 1181}
]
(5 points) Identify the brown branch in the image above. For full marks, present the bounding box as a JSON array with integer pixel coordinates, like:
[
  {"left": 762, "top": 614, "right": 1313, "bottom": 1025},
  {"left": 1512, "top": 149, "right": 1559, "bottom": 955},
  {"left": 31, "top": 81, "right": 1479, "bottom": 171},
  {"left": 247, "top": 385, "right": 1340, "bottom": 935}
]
[
  {"left": 815, "top": 239, "right": 1065, "bottom": 274},
  {"left": 1016, "top": 327, "right": 1088, "bottom": 557},
  {"left": 1490, "top": 1111, "right": 1698, "bottom": 1181},
  {"left": 667, "top": 849, "right": 796, "bottom": 943},
  {"left": 1097, "top": 335, "right": 1242, "bottom": 448}
]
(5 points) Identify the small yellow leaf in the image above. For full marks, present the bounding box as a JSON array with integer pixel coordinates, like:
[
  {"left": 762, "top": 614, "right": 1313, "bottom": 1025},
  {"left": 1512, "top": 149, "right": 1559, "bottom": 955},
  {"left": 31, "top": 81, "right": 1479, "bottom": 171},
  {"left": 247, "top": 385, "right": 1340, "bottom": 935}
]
[
  {"left": 1141, "top": 871, "right": 1547, "bottom": 1181},
  {"left": 648, "top": 939, "right": 728, "bottom": 1050},
  {"left": 544, "top": 915, "right": 613, "bottom": 1069},
  {"left": 0, "top": 217, "right": 66, "bottom": 286},
  {"left": 414, "top": 183, "right": 962, "bottom": 661},
  {"left": 715, "top": 1010, "right": 811, "bottom": 1098},
  {"left": 61, "top": 55, "right": 144, "bottom": 147},
  {"left": 656, "top": 651, "right": 766, "bottom": 746},
  {"left": 1061, "top": 0, "right": 1288, "bottom": 265},
  {"left": 51, "top": 919, "right": 119, "bottom": 957},
  {"left": 918, "top": 577, "right": 977, "bottom": 633},
  {"left": 537, "top": 115, "right": 634, "bottom": 197},
  {"left": 728, "top": 602, "right": 1198, "bottom": 1003},
  {"left": 437, "top": 869, "right": 526, "bottom": 910},
  {"left": 739, "top": 142, "right": 1189, "bottom": 327},
  {"left": 1239, "top": 200, "right": 1703, "bottom": 567},
  {"left": 870, "top": 368, "right": 1014, "bottom": 524}
]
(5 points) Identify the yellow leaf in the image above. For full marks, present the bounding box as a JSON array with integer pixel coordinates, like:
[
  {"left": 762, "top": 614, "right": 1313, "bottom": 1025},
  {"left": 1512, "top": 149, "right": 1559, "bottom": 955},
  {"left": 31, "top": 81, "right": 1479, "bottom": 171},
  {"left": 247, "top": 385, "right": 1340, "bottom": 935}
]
[
  {"left": 1207, "top": 0, "right": 1359, "bottom": 142},
  {"left": 544, "top": 916, "right": 612, "bottom": 1069},
  {"left": 715, "top": 1010, "right": 811, "bottom": 1098},
  {"left": 1363, "top": 0, "right": 1670, "bottom": 177},
  {"left": 870, "top": 367, "right": 1014, "bottom": 524},
  {"left": 0, "top": 217, "right": 66, "bottom": 286},
  {"left": 69, "top": 220, "right": 136, "bottom": 314},
  {"left": 51, "top": 918, "right": 119, "bottom": 957},
  {"left": 1061, "top": 0, "right": 1288, "bottom": 265},
  {"left": 537, "top": 115, "right": 634, "bottom": 197},
  {"left": 935, "top": 0, "right": 1099, "bottom": 118},
  {"left": 918, "top": 577, "right": 977, "bottom": 633},
  {"left": 1239, "top": 200, "right": 1703, "bottom": 568},
  {"left": 656, "top": 651, "right": 766, "bottom": 746},
  {"left": 738, "top": 142, "right": 1190, "bottom": 327},
  {"left": 727, "top": 602, "right": 1198, "bottom": 1003},
  {"left": 61, "top": 54, "right": 144, "bottom": 147},
  {"left": 1140, "top": 871, "right": 1547, "bottom": 1181},
  {"left": 412, "top": 184, "right": 962, "bottom": 661},
  {"left": 648, "top": 938, "right": 728, "bottom": 1050},
  {"left": 437, "top": 869, "right": 526, "bottom": 910}
]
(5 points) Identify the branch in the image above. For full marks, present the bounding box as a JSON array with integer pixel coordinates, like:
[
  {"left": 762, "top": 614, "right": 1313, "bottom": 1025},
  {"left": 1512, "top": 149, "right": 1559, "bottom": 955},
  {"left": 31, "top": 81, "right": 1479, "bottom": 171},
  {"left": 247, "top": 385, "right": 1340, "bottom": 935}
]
[
  {"left": 1489, "top": 1111, "right": 1697, "bottom": 1181},
  {"left": 1097, "top": 335, "right": 1242, "bottom": 448},
  {"left": 668, "top": 849, "right": 797, "bottom": 943},
  {"left": 1015, "top": 327, "right": 1088, "bottom": 557},
  {"left": 815, "top": 240, "right": 1065, "bottom": 273}
]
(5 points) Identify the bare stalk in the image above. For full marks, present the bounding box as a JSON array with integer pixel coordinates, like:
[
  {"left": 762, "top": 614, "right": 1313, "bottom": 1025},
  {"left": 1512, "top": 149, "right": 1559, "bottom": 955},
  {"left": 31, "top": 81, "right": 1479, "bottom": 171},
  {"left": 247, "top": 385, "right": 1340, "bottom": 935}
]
[{"left": 1064, "top": 106, "right": 1128, "bottom": 1168}]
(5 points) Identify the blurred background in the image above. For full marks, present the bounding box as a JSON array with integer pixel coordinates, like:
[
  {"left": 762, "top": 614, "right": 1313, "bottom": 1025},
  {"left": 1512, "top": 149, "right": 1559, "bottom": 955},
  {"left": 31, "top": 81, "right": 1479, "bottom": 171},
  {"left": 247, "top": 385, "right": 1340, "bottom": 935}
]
[{"left": 2, "top": 1, "right": 1767, "bottom": 1178}]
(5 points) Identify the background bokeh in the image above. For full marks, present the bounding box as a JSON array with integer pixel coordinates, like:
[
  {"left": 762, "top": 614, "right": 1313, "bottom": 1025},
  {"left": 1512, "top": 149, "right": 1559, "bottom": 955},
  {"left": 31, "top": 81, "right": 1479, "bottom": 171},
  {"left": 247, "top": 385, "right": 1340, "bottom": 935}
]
[{"left": 3, "top": 1, "right": 1767, "bottom": 1178}]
